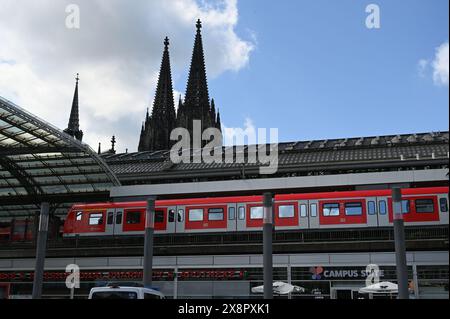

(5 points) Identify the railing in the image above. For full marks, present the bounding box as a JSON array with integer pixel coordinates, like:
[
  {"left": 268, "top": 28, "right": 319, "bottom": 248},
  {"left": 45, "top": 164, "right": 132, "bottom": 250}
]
[{"left": 0, "top": 226, "right": 447, "bottom": 250}]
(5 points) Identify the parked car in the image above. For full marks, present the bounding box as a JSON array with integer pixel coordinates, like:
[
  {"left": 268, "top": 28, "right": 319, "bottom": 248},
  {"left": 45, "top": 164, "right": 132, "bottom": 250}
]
[{"left": 88, "top": 285, "right": 165, "bottom": 299}]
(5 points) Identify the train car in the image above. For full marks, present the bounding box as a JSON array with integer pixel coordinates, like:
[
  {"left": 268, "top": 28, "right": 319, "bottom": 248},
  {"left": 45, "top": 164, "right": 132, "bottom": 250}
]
[{"left": 63, "top": 187, "right": 449, "bottom": 237}]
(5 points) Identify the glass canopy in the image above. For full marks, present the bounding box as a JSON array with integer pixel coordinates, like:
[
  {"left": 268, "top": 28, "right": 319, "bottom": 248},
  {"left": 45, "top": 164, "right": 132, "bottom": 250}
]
[{"left": 0, "top": 96, "right": 121, "bottom": 217}]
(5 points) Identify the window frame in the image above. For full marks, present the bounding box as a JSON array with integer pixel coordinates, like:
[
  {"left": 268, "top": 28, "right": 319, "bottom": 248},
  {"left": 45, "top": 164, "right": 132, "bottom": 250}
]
[
  {"left": 278, "top": 205, "right": 295, "bottom": 218},
  {"left": 228, "top": 207, "right": 236, "bottom": 220},
  {"left": 88, "top": 213, "right": 103, "bottom": 226},
  {"left": 188, "top": 208, "right": 204, "bottom": 222},
  {"left": 115, "top": 212, "right": 123, "bottom": 225},
  {"left": 125, "top": 211, "right": 142, "bottom": 225},
  {"left": 208, "top": 208, "right": 224, "bottom": 221},
  {"left": 75, "top": 211, "right": 83, "bottom": 221},
  {"left": 238, "top": 206, "right": 245, "bottom": 220},
  {"left": 299, "top": 204, "right": 308, "bottom": 217},
  {"left": 310, "top": 204, "right": 317, "bottom": 217},
  {"left": 250, "top": 206, "right": 264, "bottom": 220},
  {"left": 415, "top": 199, "right": 435, "bottom": 214},
  {"left": 344, "top": 202, "right": 363, "bottom": 216},
  {"left": 379, "top": 200, "right": 387, "bottom": 215},
  {"left": 154, "top": 210, "right": 165, "bottom": 223},
  {"left": 402, "top": 200, "right": 410, "bottom": 214},
  {"left": 368, "top": 201, "right": 376, "bottom": 215},
  {"left": 322, "top": 203, "right": 340, "bottom": 217},
  {"left": 439, "top": 198, "right": 448, "bottom": 213}
]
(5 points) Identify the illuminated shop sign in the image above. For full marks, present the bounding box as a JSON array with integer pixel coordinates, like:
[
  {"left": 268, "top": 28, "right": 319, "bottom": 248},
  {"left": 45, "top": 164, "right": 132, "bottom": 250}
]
[
  {"left": 310, "top": 266, "right": 385, "bottom": 280},
  {"left": 0, "top": 269, "right": 247, "bottom": 282}
]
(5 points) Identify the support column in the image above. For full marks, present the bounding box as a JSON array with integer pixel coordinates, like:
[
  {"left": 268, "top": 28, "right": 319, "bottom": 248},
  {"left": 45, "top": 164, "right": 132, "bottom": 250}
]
[
  {"left": 32, "top": 202, "right": 49, "bottom": 299},
  {"left": 412, "top": 264, "right": 419, "bottom": 299},
  {"left": 143, "top": 197, "right": 155, "bottom": 288},
  {"left": 173, "top": 267, "right": 178, "bottom": 299},
  {"left": 263, "top": 193, "right": 273, "bottom": 299},
  {"left": 392, "top": 188, "right": 409, "bottom": 299}
]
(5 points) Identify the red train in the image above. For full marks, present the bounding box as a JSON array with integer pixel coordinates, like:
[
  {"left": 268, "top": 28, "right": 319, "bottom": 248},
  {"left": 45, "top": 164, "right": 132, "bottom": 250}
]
[{"left": 63, "top": 187, "right": 449, "bottom": 237}]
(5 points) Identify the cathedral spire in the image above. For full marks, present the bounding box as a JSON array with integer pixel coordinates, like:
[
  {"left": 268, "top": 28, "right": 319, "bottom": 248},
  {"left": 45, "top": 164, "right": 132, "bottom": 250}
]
[
  {"left": 64, "top": 73, "right": 83, "bottom": 141},
  {"left": 138, "top": 37, "right": 176, "bottom": 151},
  {"left": 183, "top": 19, "right": 211, "bottom": 130}
]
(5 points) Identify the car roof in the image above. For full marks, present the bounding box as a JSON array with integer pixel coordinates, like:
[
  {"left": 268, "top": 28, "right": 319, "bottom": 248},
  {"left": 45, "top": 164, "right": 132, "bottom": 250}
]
[{"left": 90, "top": 286, "right": 164, "bottom": 295}]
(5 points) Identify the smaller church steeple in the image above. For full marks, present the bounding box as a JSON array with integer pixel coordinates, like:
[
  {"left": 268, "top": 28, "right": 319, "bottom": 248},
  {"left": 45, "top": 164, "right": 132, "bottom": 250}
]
[{"left": 64, "top": 73, "right": 83, "bottom": 141}]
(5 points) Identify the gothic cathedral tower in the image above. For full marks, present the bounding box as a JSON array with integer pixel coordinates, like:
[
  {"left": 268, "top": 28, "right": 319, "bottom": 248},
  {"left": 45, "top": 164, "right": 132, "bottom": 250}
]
[{"left": 138, "top": 20, "right": 222, "bottom": 152}]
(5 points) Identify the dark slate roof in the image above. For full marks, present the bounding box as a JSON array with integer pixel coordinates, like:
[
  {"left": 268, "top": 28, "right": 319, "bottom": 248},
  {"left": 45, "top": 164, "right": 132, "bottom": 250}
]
[{"left": 102, "top": 132, "right": 449, "bottom": 182}]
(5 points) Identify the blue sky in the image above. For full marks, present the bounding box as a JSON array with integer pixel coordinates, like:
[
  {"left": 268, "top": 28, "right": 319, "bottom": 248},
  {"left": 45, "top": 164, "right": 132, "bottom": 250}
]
[
  {"left": 207, "top": 0, "right": 449, "bottom": 142},
  {"left": 0, "top": 0, "right": 448, "bottom": 151}
]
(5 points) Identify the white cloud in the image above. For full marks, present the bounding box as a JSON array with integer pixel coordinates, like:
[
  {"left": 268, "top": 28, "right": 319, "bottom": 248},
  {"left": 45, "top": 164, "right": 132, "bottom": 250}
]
[
  {"left": 0, "top": 0, "right": 255, "bottom": 152},
  {"left": 432, "top": 42, "right": 449, "bottom": 86},
  {"left": 418, "top": 41, "right": 449, "bottom": 87}
]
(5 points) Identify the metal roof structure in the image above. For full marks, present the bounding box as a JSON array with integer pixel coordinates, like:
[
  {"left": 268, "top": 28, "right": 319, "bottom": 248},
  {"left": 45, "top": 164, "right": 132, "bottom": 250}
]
[
  {"left": 0, "top": 96, "right": 121, "bottom": 217},
  {"left": 103, "top": 132, "right": 449, "bottom": 184}
]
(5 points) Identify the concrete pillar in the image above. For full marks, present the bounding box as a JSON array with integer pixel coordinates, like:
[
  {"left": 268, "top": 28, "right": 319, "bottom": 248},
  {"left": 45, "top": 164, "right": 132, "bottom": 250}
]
[
  {"left": 143, "top": 197, "right": 155, "bottom": 288},
  {"left": 392, "top": 188, "right": 409, "bottom": 299},
  {"left": 263, "top": 193, "right": 273, "bottom": 299},
  {"left": 32, "top": 202, "right": 49, "bottom": 299},
  {"left": 173, "top": 267, "right": 178, "bottom": 299}
]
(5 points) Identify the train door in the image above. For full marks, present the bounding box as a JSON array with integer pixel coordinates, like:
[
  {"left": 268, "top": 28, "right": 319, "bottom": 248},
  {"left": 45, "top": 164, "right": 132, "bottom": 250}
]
[
  {"left": 105, "top": 208, "right": 115, "bottom": 235},
  {"left": 298, "top": 200, "right": 309, "bottom": 229},
  {"left": 376, "top": 197, "right": 390, "bottom": 227},
  {"left": 176, "top": 206, "right": 185, "bottom": 233},
  {"left": 227, "top": 204, "right": 237, "bottom": 231},
  {"left": 366, "top": 197, "right": 378, "bottom": 227},
  {"left": 236, "top": 203, "right": 246, "bottom": 231},
  {"left": 113, "top": 208, "right": 124, "bottom": 235},
  {"left": 309, "top": 200, "right": 320, "bottom": 229},
  {"left": 166, "top": 206, "right": 177, "bottom": 234},
  {"left": 437, "top": 194, "right": 449, "bottom": 225}
]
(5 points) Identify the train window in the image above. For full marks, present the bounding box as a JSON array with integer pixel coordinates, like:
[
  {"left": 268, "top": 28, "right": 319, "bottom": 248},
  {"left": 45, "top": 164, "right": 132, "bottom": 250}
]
[
  {"left": 368, "top": 201, "right": 376, "bottom": 215},
  {"left": 189, "top": 209, "right": 203, "bottom": 221},
  {"left": 300, "top": 204, "right": 307, "bottom": 217},
  {"left": 322, "top": 203, "right": 340, "bottom": 216},
  {"left": 238, "top": 207, "right": 245, "bottom": 220},
  {"left": 178, "top": 209, "right": 184, "bottom": 222},
  {"left": 116, "top": 212, "right": 123, "bottom": 224},
  {"left": 415, "top": 199, "right": 434, "bottom": 213},
  {"left": 440, "top": 198, "right": 448, "bottom": 212},
  {"left": 107, "top": 212, "right": 114, "bottom": 225},
  {"left": 76, "top": 212, "right": 82, "bottom": 221},
  {"left": 345, "top": 202, "right": 363, "bottom": 216},
  {"left": 155, "top": 210, "right": 164, "bottom": 223},
  {"left": 228, "top": 207, "right": 236, "bottom": 220},
  {"left": 126, "top": 211, "right": 141, "bottom": 224},
  {"left": 168, "top": 210, "right": 175, "bottom": 223},
  {"left": 379, "top": 201, "right": 387, "bottom": 215},
  {"left": 89, "top": 213, "right": 103, "bottom": 225},
  {"left": 250, "top": 206, "right": 264, "bottom": 219},
  {"left": 278, "top": 205, "right": 295, "bottom": 218},
  {"left": 310, "top": 204, "right": 317, "bottom": 217},
  {"left": 402, "top": 200, "right": 410, "bottom": 214},
  {"left": 208, "top": 208, "right": 224, "bottom": 221}
]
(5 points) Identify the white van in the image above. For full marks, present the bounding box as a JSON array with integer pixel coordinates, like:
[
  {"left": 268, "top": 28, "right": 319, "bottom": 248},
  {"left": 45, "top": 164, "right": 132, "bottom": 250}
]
[{"left": 88, "top": 285, "right": 165, "bottom": 299}]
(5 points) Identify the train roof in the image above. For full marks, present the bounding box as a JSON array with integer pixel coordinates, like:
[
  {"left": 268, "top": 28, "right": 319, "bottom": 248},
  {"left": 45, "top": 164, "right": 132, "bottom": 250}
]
[{"left": 69, "top": 186, "right": 449, "bottom": 210}]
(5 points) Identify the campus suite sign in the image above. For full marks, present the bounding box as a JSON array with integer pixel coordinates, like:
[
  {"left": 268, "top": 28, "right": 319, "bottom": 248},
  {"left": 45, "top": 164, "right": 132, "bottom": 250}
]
[{"left": 310, "top": 266, "right": 385, "bottom": 280}]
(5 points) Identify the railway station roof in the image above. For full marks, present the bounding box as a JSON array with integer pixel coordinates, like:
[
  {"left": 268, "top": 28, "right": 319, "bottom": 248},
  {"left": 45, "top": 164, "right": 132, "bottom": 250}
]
[
  {"left": 103, "top": 131, "right": 449, "bottom": 184},
  {"left": 0, "top": 96, "right": 121, "bottom": 217}
]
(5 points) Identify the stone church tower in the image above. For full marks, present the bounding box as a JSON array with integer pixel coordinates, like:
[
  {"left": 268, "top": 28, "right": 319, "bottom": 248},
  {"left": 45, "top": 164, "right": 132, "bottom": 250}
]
[{"left": 138, "top": 20, "right": 222, "bottom": 152}]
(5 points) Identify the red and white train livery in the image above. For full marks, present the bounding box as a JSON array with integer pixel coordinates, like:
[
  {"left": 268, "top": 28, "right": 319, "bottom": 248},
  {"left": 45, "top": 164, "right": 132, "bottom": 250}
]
[{"left": 63, "top": 187, "right": 449, "bottom": 237}]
